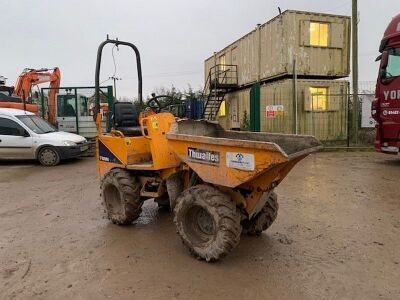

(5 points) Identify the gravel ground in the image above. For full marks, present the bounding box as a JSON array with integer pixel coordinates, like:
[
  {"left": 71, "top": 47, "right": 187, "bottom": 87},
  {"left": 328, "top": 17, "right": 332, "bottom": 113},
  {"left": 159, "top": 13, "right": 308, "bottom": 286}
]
[{"left": 0, "top": 152, "right": 399, "bottom": 300}]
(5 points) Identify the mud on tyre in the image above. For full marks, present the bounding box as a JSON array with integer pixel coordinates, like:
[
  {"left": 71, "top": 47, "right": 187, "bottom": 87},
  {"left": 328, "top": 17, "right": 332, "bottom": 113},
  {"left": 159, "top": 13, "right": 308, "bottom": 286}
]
[
  {"left": 101, "top": 168, "right": 142, "bottom": 225},
  {"left": 242, "top": 191, "right": 278, "bottom": 236},
  {"left": 173, "top": 184, "right": 242, "bottom": 262}
]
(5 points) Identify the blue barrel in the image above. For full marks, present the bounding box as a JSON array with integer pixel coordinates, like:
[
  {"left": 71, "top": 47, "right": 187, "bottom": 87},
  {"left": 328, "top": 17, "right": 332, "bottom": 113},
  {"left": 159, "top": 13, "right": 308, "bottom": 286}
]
[{"left": 185, "top": 98, "right": 203, "bottom": 119}]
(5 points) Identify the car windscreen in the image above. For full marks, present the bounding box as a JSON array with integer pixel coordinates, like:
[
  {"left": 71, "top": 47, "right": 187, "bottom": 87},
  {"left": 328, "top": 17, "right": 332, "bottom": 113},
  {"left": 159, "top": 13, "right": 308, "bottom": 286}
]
[{"left": 16, "top": 115, "right": 57, "bottom": 134}]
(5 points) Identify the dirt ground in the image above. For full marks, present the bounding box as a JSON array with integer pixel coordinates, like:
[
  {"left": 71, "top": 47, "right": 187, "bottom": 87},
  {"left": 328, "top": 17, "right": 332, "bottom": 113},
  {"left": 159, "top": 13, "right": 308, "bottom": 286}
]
[{"left": 0, "top": 152, "right": 399, "bottom": 300}]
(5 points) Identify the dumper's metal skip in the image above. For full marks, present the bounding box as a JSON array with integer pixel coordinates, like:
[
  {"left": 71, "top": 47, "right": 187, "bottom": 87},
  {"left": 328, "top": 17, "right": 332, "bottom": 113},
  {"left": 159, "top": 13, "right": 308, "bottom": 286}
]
[{"left": 166, "top": 119, "right": 322, "bottom": 217}]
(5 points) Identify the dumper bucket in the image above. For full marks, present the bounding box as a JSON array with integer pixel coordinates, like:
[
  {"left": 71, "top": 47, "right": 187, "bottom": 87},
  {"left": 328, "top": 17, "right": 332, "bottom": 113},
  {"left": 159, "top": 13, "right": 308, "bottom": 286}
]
[{"left": 167, "top": 120, "right": 322, "bottom": 189}]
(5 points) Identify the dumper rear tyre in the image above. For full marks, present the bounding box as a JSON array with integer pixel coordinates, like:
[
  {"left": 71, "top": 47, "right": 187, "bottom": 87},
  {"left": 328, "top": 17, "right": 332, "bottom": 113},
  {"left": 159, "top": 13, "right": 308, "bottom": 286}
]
[
  {"left": 101, "top": 168, "right": 142, "bottom": 225},
  {"left": 173, "top": 185, "right": 242, "bottom": 262},
  {"left": 242, "top": 191, "right": 278, "bottom": 236}
]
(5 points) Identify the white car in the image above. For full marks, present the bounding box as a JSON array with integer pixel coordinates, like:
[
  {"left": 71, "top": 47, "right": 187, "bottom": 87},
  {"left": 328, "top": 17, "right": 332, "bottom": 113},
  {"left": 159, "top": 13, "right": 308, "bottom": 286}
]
[{"left": 0, "top": 108, "right": 89, "bottom": 166}]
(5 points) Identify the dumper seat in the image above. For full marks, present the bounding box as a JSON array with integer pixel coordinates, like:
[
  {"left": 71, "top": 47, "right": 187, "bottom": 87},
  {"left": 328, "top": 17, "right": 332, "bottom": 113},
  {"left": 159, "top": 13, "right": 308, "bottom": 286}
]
[{"left": 113, "top": 102, "right": 144, "bottom": 136}]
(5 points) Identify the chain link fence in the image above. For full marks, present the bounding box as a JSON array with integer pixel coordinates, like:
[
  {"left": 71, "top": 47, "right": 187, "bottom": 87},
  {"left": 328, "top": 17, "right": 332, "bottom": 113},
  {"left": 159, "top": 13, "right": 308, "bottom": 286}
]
[{"left": 307, "top": 93, "right": 375, "bottom": 147}]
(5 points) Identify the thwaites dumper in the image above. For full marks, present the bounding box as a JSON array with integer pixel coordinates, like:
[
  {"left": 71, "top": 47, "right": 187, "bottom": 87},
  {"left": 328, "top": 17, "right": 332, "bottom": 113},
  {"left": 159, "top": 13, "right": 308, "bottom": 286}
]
[
  {"left": 372, "top": 14, "right": 400, "bottom": 154},
  {"left": 94, "top": 40, "right": 322, "bottom": 261}
]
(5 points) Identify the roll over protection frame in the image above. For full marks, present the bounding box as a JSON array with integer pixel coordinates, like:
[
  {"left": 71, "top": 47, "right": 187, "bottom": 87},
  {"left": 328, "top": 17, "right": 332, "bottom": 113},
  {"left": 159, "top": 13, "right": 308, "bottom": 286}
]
[{"left": 94, "top": 39, "right": 143, "bottom": 120}]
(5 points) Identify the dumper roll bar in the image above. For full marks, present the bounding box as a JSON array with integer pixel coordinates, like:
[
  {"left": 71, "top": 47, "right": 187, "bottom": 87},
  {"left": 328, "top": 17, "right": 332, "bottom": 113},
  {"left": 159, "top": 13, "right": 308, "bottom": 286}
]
[{"left": 94, "top": 39, "right": 143, "bottom": 120}]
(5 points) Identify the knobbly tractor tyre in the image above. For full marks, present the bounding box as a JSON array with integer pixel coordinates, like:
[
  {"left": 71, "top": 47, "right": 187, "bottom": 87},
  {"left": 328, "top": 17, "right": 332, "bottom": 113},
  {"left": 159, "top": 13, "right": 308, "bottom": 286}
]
[
  {"left": 101, "top": 168, "right": 142, "bottom": 225},
  {"left": 38, "top": 147, "right": 61, "bottom": 166},
  {"left": 242, "top": 191, "right": 279, "bottom": 236},
  {"left": 173, "top": 184, "right": 242, "bottom": 262}
]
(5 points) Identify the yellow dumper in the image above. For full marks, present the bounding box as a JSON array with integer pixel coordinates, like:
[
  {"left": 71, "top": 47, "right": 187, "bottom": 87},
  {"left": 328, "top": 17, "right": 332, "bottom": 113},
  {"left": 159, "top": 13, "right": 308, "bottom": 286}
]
[{"left": 94, "top": 39, "right": 322, "bottom": 261}]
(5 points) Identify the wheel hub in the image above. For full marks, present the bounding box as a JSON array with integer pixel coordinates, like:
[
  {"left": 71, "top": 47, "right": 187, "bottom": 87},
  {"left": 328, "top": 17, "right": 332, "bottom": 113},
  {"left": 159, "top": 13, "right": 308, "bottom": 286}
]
[
  {"left": 196, "top": 208, "right": 214, "bottom": 235},
  {"left": 41, "top": 149, "right": 56, "bottom": 164}
]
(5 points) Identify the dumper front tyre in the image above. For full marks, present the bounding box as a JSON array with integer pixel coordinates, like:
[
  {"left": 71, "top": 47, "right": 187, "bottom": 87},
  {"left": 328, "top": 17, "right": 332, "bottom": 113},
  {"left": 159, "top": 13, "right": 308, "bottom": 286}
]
[
  {"left": 173, "top": 184, "right": 242, "bottom": 262},
  {"left": 101, "top": 169, "right": 142, "bottom": 225},
  {"left": 242, "top": 191, "right": 278, "bottom": 236}
]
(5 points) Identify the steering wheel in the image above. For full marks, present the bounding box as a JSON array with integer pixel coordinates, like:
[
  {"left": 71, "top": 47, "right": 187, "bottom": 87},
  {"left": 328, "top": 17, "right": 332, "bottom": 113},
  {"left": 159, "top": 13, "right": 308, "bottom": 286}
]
[{"left": 145, "top": 94, "right": 174, "bottom": 112}]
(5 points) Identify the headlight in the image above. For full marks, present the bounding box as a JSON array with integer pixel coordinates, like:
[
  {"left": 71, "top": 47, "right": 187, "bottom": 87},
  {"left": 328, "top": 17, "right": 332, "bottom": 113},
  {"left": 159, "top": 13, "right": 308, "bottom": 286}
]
[{"left": 63, "top": 140, "right": 77, "bottom": 146}]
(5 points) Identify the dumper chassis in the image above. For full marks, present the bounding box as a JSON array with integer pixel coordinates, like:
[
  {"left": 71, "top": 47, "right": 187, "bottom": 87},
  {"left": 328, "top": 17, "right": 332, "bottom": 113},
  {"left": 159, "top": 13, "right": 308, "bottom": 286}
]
[{"left": 94, "top": 39, "right": 322, "bottom": 261}]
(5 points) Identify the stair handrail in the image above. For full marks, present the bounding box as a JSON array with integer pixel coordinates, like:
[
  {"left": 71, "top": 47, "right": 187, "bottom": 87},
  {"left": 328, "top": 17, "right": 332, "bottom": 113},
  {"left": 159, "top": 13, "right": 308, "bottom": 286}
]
[
  {"left": 201, "top": 69, "right": 213, "bottom": 118},
  {"left": 201, "top": 64, "right": 238, "bottom": 119}
]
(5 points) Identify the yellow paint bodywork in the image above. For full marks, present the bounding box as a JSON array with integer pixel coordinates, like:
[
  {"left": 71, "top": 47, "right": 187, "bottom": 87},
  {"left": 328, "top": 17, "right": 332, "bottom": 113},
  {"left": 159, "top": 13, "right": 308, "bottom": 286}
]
[
  {"left": 96, "top": 112, "right": 321, "bottom": 216},
  {"left": 167, "top": 135, "right": 288, "bottom": 188},
  {"left": 96, "top": 113, "right": 181, "bottom": 178}
]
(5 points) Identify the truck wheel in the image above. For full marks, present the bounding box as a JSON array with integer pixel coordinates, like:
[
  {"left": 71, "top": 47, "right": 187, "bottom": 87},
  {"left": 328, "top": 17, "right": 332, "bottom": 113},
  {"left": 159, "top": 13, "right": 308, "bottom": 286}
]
[
  {"left": 173, "top": 184, "right": 242, "bottom": 262},
  {"left": 38, "top": 147, "right": 61, "bottom": 166},
  {"left": 101, "top": 168, "right": 142, "bottom": 225},
  {"left": 242, "top": 191, "right": 278, "bottom": 236}
]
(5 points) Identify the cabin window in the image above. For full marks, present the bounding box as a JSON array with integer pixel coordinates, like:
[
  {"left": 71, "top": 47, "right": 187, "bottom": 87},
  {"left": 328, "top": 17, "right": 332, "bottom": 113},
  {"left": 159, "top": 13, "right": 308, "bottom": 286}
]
[
  {"left": 219, "top": 55, "right": 226, "bottom": 71},
  {"left": 57, "top": 95, "right": 77, "bottom": 117},
  {"left": 310, "top": 22, "right": 328, "bottom": 47},
  {"left": 219, "top": 101, "right": 226, "bottom": 116},
  {"left": 309, "top": 87, "right": 328, "bottom": 111}
]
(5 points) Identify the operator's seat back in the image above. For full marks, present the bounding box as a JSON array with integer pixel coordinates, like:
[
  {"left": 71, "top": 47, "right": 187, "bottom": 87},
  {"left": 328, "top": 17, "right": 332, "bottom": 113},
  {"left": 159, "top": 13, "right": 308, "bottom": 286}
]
[{"left": 113, "top": 101, "right": 143, "bottom": 136}]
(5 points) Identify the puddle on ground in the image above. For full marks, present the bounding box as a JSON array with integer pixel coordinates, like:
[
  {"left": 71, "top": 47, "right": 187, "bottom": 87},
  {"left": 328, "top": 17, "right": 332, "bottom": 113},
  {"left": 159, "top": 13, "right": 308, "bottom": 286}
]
[{"left": 135, "top": 200, "right": 160, "bottom": 226}]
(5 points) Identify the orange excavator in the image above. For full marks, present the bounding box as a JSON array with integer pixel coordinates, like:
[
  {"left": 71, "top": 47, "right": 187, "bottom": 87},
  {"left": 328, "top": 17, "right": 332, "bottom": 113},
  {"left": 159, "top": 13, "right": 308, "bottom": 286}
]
[{"left": 0, "top": 68, "right": 61, "bottom": 124}]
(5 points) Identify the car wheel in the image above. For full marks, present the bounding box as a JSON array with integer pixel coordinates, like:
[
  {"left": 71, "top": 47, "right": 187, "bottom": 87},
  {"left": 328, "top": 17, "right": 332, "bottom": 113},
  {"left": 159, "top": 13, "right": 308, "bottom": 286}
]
[{"left": 38, "top": 147, "right": 61, "bottom": 166}]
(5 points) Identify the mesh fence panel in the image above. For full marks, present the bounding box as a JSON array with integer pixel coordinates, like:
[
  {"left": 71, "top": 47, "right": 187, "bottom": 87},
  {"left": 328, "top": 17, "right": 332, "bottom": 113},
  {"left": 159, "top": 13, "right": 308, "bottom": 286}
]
[{"left": 40, "top": 86, "right": 113, "bottom": 139}]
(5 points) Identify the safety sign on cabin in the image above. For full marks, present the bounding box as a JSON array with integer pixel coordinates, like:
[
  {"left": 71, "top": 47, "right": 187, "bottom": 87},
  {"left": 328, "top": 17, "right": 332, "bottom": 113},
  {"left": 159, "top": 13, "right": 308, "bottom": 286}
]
[{"left": 266, "top": 105, "right": 284, "bottom": 118}]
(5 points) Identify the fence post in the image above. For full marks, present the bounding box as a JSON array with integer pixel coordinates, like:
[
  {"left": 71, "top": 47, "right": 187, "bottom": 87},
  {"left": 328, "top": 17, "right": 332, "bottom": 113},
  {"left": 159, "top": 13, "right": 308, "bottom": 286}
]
[
  {"left": 311, "top": 94, "right": 315, "bottom": 136},
  {"left": 292, "top": 59, "right": 298, "bottom": 134},
  {"left": 347, "top": 94, "right": 351, "bottom": 147},
  {"left": 40, "top": 88, "right": 45, "bottom": 118},
  {"left": 107, "top": 86, "right": 114, "bottom": 132},
  {"left": 352, "top": 0, "right": 359, "bottom": 144},
  {"left": 74, "top": 88, "right": 79, "bottom": 135}
]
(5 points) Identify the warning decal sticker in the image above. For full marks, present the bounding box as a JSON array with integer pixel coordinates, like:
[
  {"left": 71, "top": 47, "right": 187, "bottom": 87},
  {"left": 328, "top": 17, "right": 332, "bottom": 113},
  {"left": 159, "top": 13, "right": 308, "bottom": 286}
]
[{"left": 226, "top": 152, "right": 255, "bottom": 171}]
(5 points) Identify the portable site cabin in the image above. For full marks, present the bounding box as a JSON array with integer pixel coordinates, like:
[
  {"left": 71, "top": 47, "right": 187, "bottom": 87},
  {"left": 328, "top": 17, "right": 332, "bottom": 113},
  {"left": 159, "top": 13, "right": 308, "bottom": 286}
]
[
  {"left": 203, "top": 10, "right": 351, "bottom": 142},
  {"left": 204, "top": 10, "right": 351, "bottom": 86},
  {"left": 219, "top": 79, "right": 349, "bottom": 141}
]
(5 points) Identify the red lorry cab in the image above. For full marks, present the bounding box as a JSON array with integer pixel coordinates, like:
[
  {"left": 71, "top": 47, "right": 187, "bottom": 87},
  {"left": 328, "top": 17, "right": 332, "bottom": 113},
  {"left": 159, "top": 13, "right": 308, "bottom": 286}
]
[{"left": 372, "top": 14, "right": 400, "bottom": 154}]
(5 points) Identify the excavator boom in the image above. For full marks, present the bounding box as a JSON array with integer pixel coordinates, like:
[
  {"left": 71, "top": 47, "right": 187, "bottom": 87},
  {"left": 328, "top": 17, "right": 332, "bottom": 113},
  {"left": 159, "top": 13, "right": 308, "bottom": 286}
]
[{"left": 12, "top": 68, "right": 61, "bottom": 123}]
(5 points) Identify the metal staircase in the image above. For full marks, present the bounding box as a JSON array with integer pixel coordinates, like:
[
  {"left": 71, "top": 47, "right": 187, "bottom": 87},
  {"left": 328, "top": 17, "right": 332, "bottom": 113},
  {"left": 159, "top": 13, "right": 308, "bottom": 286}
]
[{"left": 202, "top": 64, "right": 238, "bottom": 120}]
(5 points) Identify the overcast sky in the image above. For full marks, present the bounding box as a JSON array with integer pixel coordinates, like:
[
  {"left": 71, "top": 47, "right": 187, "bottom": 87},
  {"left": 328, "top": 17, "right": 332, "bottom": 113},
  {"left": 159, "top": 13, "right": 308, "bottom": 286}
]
[{"left": 1, "top": 0, "right": 400, "bottom": 98}]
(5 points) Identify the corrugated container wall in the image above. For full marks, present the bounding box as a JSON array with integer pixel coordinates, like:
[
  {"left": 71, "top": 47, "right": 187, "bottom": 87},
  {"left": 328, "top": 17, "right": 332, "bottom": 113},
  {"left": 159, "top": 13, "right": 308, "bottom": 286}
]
[
  {"left": 218, "top": 79, "right": 349, "bottom": 141},
  {"left": 205, "top": 10, "right": 351, "bottom": 86}
]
